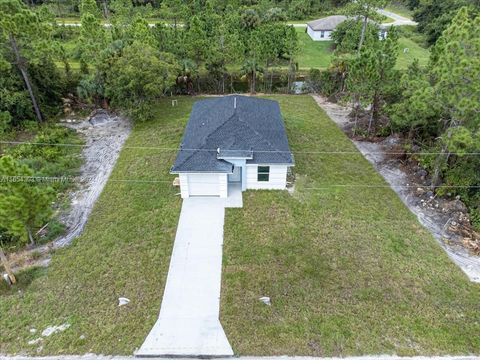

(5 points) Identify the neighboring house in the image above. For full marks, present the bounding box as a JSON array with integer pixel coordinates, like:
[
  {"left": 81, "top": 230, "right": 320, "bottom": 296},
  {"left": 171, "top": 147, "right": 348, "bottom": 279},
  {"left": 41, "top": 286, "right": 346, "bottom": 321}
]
[
  {"left": 306, "top": 15, "right": 388, "bottom": 41},
  {"left": 307, "top": 15, "right": 348, "bottom": 41},
  {"left": 171, "top": 96, "right": 294, "bottom": 198}
]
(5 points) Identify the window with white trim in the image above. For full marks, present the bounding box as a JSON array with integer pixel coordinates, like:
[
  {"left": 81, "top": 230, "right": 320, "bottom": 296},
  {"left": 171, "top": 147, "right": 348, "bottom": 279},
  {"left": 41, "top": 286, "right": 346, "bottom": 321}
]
[
  {"left": 320, "top": 30, "right": 325, "bottom": 38},
  {"left": 257, "top": 166, "right": 270, "bottom": 182}
]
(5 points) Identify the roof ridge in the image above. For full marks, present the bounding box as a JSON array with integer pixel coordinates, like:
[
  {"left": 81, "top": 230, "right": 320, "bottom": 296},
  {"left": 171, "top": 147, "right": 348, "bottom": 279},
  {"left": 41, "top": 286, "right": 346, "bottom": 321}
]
[
  {"left": 200, "top": 102, "right": 237, "bottom": 148},
  {"left": 172, "top": 96, "right": 294, "bottom": 172},
  {"left": 202, "top": 110, "right": 242, "bottom": 148},
  {"left": 236, "top": 114, "right": 292, "bottom": 163},
  {"left": 175, "top": 98, "right": 235, "bottom": 170}
]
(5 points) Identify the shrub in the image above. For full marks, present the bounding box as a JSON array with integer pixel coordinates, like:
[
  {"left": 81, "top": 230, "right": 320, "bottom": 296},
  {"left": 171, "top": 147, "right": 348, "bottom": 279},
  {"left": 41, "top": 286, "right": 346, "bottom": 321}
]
[{"left": 0, "top": 111, "right": 12, "bottom": 133}]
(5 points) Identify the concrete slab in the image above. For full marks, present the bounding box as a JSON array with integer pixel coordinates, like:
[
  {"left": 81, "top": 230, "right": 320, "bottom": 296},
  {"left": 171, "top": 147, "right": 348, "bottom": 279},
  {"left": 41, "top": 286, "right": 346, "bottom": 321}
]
[
  {"left": 225, "top": 183, "right": 243, "bottom": 208},
  {"left": 136, "top": 198, "right": 233, "bottom": 357}
]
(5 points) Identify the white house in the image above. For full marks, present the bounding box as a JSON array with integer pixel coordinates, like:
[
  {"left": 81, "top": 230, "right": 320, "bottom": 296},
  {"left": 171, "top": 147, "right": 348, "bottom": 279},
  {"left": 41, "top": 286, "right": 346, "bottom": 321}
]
[
  {"left": 307, "top": 15, "right": 388, "bottom": 41},
  {"left": 171, "top": 96, "right": 294, "bottom": 198},
  {"left": 307, "top": 15, "right": 348, "bottom": 41}
]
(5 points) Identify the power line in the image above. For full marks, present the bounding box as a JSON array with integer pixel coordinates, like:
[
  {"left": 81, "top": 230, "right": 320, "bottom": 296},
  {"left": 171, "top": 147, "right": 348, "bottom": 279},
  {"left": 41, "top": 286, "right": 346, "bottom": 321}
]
[
  {"left": 1, "top": 176, "right": 478, "bottom": 189},
  {"left": 1, "top": 140, "right": 479, "bottom": 156}
]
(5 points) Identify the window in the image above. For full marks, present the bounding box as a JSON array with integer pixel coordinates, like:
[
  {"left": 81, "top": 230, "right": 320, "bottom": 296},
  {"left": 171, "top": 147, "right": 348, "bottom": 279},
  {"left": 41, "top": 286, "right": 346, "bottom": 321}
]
[
  {"left": 257, "top": 166, "right": 270, "bottom": 182},
  {"left": 320, "top": 31, "right": 325, "bottom": 38}
]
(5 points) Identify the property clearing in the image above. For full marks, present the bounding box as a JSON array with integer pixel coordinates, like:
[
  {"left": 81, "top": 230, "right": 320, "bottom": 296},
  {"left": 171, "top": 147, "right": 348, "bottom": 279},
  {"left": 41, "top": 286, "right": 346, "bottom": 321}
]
[
  {"left": 0, "top": 102, "right": 188, "bottom": 355},
  {"left": 311, "top": 95, "right": 480, "bottom": 283},
  {"left": 220, "top": 96, "right": 480, "bottom": 356},
  {"left": 4, "top": 111, "right": 131, "bottom": 273},
  {"left": 1, "top": 96, "right": 479, "bottom": 356}
]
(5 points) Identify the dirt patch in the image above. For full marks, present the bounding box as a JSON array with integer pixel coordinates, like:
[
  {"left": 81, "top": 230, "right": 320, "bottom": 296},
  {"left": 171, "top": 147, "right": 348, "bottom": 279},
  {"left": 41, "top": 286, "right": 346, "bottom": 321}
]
[
  {"left": 5, "top": 110, "right": 131, "bottom": 273},
  {"left": 312, "top": 94, "right": 480, "bottom": 283},
  {"left": 54, "top": 110, "right": 131, "bottom": 247}
]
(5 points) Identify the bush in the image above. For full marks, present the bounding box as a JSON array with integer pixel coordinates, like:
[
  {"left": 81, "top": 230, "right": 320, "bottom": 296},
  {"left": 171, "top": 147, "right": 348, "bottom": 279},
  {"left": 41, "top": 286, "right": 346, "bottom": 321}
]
[
  {"left": 317, "top": 68, "right": 344, "bottom": 97},
  {"left": 0, "top": 111, "right": 12, "bottom": 133},
  {"left": 470, "top": 207, "right": 480, "bottom": 230},
  {"left": 8, "top": 126, "right": 83, "bottom": 192},
  {"left": 304, "top": 68, "right": 322, "bottom": 93}
]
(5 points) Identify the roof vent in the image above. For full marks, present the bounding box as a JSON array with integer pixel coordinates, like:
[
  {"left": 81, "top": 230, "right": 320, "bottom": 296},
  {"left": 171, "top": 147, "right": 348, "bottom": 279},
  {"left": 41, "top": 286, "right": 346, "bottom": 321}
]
[{"left": 234, "top": 97, "right": 237, "bottom": 109}]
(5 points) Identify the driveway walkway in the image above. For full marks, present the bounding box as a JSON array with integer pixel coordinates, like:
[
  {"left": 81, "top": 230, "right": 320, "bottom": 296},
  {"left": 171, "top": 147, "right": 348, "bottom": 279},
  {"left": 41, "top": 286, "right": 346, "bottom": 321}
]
[
  {"left": 3, "top": 355, "right": 480, "bottom": 360},
  {"left": 136, "top": 197, "right": 233, "bottom": 357}
]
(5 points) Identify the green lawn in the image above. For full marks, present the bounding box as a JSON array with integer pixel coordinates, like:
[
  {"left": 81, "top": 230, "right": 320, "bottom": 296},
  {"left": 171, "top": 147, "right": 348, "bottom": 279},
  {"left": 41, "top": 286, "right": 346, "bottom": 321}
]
[
  {"left": 296, "top": 28, "right": 334, "bottom": 70},
  {"left": 396, "top": 37, "right": 430, "bottom": 69},
  {"left": 0, "top": 100, "right": 188, "bottom": 354},
  {"left": 296, "top": 27, "right": 430, "bottom": 70},
  {"left": 1, "top": 96, "right": 479, "bottom": 356},
  {"left": 220, "top": 95, "right": 480, "bottom": 356}
]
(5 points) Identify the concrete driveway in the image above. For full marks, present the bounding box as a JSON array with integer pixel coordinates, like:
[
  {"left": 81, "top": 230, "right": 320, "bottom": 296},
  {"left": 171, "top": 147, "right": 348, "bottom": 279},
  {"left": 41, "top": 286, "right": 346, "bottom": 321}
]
[{"left": 136, "top": 197, "right": 233, "bottom": 357}]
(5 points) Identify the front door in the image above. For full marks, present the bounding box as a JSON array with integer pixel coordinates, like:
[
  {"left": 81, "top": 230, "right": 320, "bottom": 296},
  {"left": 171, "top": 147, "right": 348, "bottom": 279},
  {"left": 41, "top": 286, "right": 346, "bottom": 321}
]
[{"left": 228, "top": 166, "right": 241, "bottom": 183}]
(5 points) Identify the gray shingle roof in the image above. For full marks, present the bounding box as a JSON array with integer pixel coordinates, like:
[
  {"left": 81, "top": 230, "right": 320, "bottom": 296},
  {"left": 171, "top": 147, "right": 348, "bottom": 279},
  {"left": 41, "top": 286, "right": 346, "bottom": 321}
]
[
  {"left": 171, "top": 96, "right": 294, "bottom": 173},
  {"left": 307, "top": 15, "right": 348, "bottom": 31},
  {"left": 307, "top": 15, "right": 386, "bottom": 31}
]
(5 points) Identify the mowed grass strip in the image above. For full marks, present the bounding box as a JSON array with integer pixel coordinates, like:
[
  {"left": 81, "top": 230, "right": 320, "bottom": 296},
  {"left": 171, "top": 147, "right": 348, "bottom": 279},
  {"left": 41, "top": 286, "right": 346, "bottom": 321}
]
[
  {"left": 0, "top": 99, "right": 194, "bottom": 355},
  {"left": 296, "top": 27, "right": 430, "bottom": 70},
  {"left": 296, "top": 27, "right": 334, "bottom": 70},
  {"left": 396, "top": 36, "right": 430, "bottom": 69},
  {"left": 220, "top": 95, "right": 480, "bottom": 356}
]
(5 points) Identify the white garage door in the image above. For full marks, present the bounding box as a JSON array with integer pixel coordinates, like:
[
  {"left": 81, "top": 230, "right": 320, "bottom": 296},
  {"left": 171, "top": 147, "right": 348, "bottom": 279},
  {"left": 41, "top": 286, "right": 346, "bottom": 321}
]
[{"left": 187, "top": 173, "right": 220, "bottom": 197}]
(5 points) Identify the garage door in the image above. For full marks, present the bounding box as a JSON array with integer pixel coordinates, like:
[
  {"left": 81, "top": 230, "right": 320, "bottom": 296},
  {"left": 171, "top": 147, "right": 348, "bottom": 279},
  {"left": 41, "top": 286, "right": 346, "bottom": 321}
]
[{"left": 187, "top": 173, "right": 220, "bottom": 197}]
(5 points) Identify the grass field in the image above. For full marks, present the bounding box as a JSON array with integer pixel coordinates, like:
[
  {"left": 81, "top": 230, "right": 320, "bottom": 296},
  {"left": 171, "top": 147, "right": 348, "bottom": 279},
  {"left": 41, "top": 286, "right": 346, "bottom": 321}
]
[
  {"left": 220, "top": 96, "right": 480, "bottom": 356},
  {"left": 1, "top": 96, "right": 479, "bottom": 356},
  {"left": 296, "top": 28, "right": 334, "bottom": 70},
  {"left": 396, "top": 37, "right": 430, "bottom": 69},
  {"left": 296, "top": 27, "right": 430, "bottom": 70},
  {"left": 0, "top": 101, "right": 188, "bottom": 354}
]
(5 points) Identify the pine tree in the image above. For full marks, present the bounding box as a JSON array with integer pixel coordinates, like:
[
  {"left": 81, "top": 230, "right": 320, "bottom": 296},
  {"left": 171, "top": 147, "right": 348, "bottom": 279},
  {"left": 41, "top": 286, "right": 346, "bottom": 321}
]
[
  {"left": 0, "top": 156, "right": 53, "bottom": 245},
  {"left": 346, "top": 0, "right": 388, "bottom": 51},
  {"left": 429, "top": 7, "right": 480, "bottom": 187},
  {"left": 0, "top": 0, "right": 54, "bottom": 122}
]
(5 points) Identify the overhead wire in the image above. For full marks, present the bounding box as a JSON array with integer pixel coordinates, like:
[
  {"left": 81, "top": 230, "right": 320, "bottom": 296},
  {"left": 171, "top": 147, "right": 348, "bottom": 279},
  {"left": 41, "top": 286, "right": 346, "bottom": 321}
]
[{"left": 1, "top": 140, "right": 479, "bottom": 156}]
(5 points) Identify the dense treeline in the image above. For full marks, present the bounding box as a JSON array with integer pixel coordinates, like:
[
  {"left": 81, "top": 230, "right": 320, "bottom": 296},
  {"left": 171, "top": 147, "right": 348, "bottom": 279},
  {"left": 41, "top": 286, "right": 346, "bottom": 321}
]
[
  {"left": 390, "top": 8, "right": 480, "bottom": 226},
  {"left": 314, "top": 5, "right": 479, "bottom": 229},
  {"left": 1, "top": 0, "right": 300, "bottom": 125},
  {"left": 29, "top": 0, "right": 350, "bottom": 20},
  {"left": 73, "top": 0, "right": 300, "bottom": 120},
  {"left": 399, "top": 0, "right": 480, "bottom": 45}
]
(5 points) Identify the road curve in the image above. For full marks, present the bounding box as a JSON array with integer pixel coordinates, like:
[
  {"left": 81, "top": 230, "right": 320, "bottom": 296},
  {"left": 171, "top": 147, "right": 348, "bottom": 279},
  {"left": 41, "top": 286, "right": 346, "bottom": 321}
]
[{"left": 377, "top": 8, "right": 417, "bottom": 26}]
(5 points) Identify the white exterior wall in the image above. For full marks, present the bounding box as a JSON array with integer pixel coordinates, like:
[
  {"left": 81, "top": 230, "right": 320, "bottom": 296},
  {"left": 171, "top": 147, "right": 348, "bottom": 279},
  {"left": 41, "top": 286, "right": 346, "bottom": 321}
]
[
  {"left": 245, "top": 165, "right": 288, "bottom": 190},
  {"left": 307, "top": 26, "right": 332, "bottom": 41},
  {"left": 179, "top": 173, "right": 189, "bottom": 198},
  {"left": 219, "top": 173, "right": 228, "bottom": 198},
  {"left": 179, "top": 173, "right": 228, "bottom": 198}
]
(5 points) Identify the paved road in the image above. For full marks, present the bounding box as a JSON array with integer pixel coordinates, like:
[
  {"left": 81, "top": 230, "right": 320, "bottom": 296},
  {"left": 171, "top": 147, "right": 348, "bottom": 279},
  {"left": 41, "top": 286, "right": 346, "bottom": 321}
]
[
  {"left": 136, "top": 197, "right": 233, "bottom": 357},
  {"left": 377, "top": 8, "right": 417, "bottom": 26},
  {"left": 287, "top": 9, "right": 417, "bottom": 28},
  {"left": 56, "top": 9, "right": 416, "bottom": 28}
]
